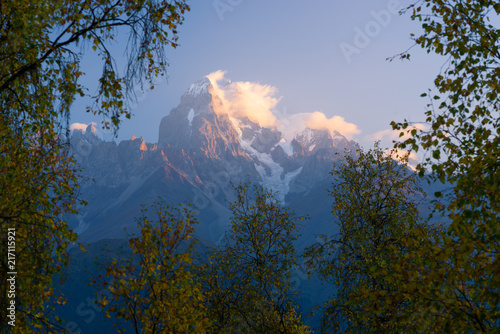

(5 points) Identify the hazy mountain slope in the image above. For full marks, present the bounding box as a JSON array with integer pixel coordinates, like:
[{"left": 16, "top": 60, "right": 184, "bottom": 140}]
[{"left": 69, "top": 76, "right": 358, "bottom": 244}]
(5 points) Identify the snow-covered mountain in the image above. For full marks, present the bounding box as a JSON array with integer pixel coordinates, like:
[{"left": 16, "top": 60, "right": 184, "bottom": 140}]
[
  {"left": 69, "top": 75, "right": 358, "bottom": 244},
  {"left": 156, "top": 76, "right": 358, "bottom": 200}
]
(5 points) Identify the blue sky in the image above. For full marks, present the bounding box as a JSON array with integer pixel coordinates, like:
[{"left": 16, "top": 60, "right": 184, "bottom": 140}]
[{"left": 71, "top": 0, "right": 444, "bottom": 151}]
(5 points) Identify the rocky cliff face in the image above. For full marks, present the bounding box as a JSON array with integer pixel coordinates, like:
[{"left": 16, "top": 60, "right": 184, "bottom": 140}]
[{"left": 69, "top": 76, "right": 359, "bottom": 243}]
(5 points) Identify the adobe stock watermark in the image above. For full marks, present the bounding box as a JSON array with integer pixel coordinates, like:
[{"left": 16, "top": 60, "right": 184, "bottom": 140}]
[
  {"left": 63, "top": 287, "right": 113, "bottom": 333},
  {"left": 340, "top": 0, "right": 403, "bottom": 64},
  {"left": 129, "top": 73, "right": 167, "bottom": 110},
  {"left": 6, "top": 227, "right": 17, "bottom": 327},
  {"left": 213, "top": 0, "right": 244, "bottom": 21},
  {"left": 189, "top": 161, "right": 242, "bottom": 211}
]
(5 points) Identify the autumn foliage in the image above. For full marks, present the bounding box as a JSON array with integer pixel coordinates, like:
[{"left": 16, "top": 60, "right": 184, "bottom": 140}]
[
  {"left": 1, "top": 0, "right": 189, "bottom": 331},
  {"left": 200, "top": 183, "right": 310, "bottom": 333},
  {"left": 96, "top": 202, "right": 208, "bottom": 333}
]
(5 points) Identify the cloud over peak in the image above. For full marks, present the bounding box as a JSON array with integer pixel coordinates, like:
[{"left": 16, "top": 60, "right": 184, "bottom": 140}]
[
  {"left": 206, "top": 70, "right": 360, "bottom": 139},
  {"left": 207, "top": 70, "right": 279, "bottom": 128}
]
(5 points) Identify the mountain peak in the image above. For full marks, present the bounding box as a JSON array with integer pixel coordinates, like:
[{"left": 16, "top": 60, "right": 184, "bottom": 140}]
[
  {"left": 292, "top": 127, "right": 355, "bottom": 155},
  {"left": 187, "top": 77, "right": 211, "bottom": 97},
  {"left": 69, "top": 122, "right": 102, "bottom": 147},
  {"left": 86, "top": 123, "right": 98, "bottom": 135}
]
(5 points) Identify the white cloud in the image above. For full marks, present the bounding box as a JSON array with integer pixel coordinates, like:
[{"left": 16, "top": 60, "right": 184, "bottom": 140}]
[
  {"left": 207, "top": 70, "right": 279, "bottom": 127},
  {"left": 206, "top": 71, "right": 360, "bottom": 140},
  {"left": 277, "top": 112, "right": 360, "bottom": 141},
  {"left": 304, "top": 111, "right": 360, "bottom": 139},
  {"left": 367, "top": 123, "right": 427, "bottom": 142},
  {"left": 69, "top": 123, "right": 89, "bottom": 132}
]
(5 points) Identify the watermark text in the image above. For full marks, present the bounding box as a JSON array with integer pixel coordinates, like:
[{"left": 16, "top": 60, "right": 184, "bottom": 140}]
[{"left": 6, "top": 227, "right": 16, "bottom": 327}]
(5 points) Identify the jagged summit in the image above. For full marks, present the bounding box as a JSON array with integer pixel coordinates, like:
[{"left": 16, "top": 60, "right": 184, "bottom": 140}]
[
  {"left": 187, "top": 77, "right": 211, "bottom": 97},
  {"left": 86, "top": 123, "right": 98, "bottom": 135},
  {"left": 70, "top": 122, "right": 100, "bottom": 137},
  {"left": 293, "top": 127, "right": 354, "bottom": 155},
  {"left": 158, "top": 78, "right": 243, "bottom": 160},
  {"left": 70, "top": 122, "right": 102, "bottom": 151}
]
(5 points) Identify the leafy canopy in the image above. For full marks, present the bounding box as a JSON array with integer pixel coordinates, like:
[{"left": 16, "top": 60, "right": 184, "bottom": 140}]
[
  {"left": 1, "top": 0, "right": 190, "bottom": 130},
  {"left": 0, "top": 0, "right": 189, "bottom": 331},
  {"left": 201, "top": 183, "right": 310, "bottom": 334},
  {"left": 305, "top": 144, "right": 441, "bottom": 333},
  {"left": 96, "top": 201, "right": 208, "bottom": 334},
  {"left": 392, "top": 0, "right": 500, "bottom": 331}
]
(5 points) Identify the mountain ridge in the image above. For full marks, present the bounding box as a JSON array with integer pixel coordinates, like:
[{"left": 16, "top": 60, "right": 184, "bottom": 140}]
[{"left": 69, "top": 75, "right": 359, "bottom": 243}]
